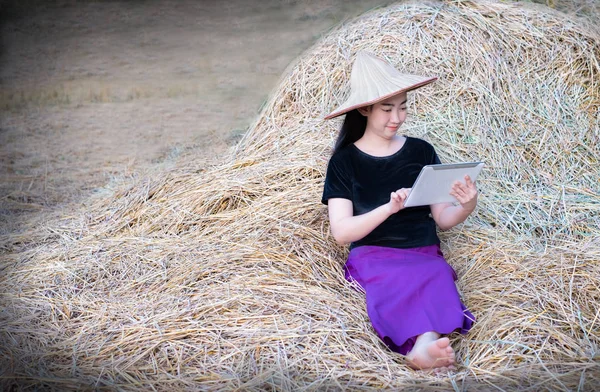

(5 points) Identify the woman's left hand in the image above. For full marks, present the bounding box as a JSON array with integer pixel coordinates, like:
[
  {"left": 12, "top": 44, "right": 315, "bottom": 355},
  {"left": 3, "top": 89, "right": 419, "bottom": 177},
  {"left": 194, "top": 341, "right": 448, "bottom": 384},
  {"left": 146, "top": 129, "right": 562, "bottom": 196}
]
[{"left": 449, "top": 175, "right": 478, "bottom": 212}]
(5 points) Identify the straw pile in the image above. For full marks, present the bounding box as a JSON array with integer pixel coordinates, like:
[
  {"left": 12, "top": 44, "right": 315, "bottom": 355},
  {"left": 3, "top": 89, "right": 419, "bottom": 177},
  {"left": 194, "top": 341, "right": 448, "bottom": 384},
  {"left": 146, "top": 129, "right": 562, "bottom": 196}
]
[{"left": 1, "top": 0, "right": 599, "bottom": 390}]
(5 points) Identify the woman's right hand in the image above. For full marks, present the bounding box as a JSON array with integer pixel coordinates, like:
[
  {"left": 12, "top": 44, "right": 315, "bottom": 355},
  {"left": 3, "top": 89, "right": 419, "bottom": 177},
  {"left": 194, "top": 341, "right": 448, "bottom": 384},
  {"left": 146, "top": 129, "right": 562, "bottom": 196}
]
[{"left": 388, "top": 188, "right": 411, "bottom": 215}]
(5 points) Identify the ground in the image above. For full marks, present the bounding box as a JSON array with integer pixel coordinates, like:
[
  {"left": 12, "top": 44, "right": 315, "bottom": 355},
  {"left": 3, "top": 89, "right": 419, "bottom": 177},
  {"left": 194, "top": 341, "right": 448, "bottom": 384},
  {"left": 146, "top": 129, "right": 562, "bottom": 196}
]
[{"left": 0, "top": 0, "right": 394, "bottom": 237}]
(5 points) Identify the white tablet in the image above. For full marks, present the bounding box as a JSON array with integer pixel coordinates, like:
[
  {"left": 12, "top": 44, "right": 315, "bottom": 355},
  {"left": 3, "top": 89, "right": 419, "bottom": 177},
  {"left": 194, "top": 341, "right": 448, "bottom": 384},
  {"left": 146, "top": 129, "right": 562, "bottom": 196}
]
[{"left": 403, "top": 162, "right": 484, "bottom": 207}]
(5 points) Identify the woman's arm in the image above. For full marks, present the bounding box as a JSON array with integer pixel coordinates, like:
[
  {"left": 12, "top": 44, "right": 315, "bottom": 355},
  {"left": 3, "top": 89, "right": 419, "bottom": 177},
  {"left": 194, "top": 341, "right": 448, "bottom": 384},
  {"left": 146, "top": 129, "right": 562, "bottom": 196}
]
[
  {"left": 328, "top": 188, "right": 410, "bottom": 245},
  {"left": 431, "top": 175, "right": 478, "bottom": 230}
]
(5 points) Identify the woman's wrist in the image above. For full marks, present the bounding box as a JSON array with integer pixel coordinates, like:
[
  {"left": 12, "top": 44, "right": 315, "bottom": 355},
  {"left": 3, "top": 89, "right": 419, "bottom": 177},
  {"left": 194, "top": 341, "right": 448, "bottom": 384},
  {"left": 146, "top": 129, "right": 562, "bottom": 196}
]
[
  {"left": 458, "top": 201, "right": 476, "bottom": 215},
  {"left": 385, "top": 202, "right": 395, "bottom": 216}
]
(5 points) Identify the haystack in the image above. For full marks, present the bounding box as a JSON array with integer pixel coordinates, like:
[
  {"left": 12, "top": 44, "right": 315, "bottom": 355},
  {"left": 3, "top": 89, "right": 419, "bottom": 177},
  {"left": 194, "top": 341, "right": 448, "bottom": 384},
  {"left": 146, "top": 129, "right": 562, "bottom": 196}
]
[{"left": 1, "top": 0, "right": 599, "bottom": 390}]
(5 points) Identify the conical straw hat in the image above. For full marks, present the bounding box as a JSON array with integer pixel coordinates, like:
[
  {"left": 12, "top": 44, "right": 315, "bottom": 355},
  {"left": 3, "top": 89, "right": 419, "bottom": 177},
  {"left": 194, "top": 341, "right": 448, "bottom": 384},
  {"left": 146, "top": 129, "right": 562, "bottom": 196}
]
[{"left": 324, "top": 51, "right": 437, "bottom": 120}]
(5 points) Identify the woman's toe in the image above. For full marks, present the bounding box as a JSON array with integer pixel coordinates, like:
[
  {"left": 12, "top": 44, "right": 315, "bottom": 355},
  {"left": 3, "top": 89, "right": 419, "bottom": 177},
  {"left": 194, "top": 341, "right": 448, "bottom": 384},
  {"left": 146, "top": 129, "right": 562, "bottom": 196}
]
[
  {"left": 447, "top": 350, "right": 455, "bottom": 362},
  {"left": 434, "top": 366, "right": 450, "bottom": 375},
  {"left": 436, "top": 337, "right": 450, "bottom": 349}
]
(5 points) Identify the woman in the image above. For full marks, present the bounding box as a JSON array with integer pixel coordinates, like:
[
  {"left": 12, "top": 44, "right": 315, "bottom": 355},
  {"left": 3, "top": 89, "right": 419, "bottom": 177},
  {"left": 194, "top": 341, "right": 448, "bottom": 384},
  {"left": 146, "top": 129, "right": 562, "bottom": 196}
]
[{"left": 322, "top": 51, "right": 477, "bottom": 371}]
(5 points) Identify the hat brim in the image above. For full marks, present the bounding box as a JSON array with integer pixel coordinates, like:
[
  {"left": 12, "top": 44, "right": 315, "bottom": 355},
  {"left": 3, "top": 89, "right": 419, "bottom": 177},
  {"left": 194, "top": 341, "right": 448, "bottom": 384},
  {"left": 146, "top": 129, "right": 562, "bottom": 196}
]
[{"left": 324, "top": 76, "right": 437, "bottom": 120}]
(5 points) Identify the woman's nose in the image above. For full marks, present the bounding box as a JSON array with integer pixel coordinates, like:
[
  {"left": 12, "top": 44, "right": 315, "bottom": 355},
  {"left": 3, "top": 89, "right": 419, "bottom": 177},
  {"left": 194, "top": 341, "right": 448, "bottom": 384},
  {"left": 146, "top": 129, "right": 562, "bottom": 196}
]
[{"left": 390, "top": 110, "right": 400, "bottom": 123}]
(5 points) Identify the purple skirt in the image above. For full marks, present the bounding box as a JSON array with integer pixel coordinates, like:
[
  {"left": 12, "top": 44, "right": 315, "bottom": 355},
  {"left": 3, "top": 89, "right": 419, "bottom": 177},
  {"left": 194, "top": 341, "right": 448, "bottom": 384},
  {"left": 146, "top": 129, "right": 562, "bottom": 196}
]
[{"left": 345, "top": 244, "right": 475, "bottom": 355}]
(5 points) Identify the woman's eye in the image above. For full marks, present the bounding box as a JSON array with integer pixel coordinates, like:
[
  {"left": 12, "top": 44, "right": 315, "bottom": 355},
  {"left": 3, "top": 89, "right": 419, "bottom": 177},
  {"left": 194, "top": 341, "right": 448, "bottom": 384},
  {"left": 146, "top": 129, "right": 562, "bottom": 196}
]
[{"left": 383, "top": 107, "right": 405, "bottom": 112}]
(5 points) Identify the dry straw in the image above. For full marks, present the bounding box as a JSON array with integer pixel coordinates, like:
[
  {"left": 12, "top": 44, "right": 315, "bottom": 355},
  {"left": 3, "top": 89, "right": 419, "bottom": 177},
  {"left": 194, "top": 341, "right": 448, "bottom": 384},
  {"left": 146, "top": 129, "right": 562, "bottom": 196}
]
[{"left": 1, "top": 0, "right": 599, "bottom": 390}]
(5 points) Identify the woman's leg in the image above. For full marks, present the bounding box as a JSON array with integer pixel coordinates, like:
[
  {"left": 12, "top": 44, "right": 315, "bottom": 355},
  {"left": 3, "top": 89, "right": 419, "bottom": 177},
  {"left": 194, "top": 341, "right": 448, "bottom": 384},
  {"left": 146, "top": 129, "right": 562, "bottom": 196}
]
[{"left": 406, "top": 331, "right": 456, "bottom": 371}]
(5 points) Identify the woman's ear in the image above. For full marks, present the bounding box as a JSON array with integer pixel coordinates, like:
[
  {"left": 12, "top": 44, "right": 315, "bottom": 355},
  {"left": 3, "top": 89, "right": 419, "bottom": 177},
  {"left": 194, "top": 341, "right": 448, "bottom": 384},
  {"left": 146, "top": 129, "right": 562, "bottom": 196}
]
[{"left": 357, "top": 105, "right": 371, "bottom": 117}]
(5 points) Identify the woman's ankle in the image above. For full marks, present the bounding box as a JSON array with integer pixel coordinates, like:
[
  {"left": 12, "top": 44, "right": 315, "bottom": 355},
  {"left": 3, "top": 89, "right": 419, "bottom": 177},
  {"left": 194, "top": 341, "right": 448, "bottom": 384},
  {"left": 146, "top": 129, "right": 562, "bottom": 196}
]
[{"left": 415, "top": 331, "right": 440, "bottom": 345}]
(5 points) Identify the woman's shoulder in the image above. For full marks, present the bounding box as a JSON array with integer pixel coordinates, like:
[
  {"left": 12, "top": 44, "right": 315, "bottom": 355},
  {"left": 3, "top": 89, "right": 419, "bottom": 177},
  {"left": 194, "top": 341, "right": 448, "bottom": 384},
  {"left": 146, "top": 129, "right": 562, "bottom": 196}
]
[
  {"left": 404, "top": 136, "right": 440, "bottom": 164},
  {"left": 405, "top": 136, "right": 436, "bottom": 151},
  {"left": 328, "top": 144, "right": 357, "bottom": 164}
]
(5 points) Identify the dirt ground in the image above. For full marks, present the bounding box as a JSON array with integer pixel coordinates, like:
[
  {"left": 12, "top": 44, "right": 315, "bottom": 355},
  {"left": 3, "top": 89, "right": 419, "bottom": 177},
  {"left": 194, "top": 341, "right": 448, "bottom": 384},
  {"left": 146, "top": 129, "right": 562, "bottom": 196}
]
[
  {"left": 0, "top": 0, "right": 596, "bottom": 240},
  {"left": 0, "top": 0, "right": 395, "bottom": 237}
]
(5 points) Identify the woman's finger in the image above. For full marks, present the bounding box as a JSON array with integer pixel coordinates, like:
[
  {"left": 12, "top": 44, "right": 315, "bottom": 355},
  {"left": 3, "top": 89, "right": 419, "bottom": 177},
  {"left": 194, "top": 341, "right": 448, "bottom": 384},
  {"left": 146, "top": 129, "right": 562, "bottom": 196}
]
[
  {"left": 464, "top": 175, "right": 472, "bottom": 188},
  {"left": 452, "top": 183, "right": 466, "bottom": 196}
]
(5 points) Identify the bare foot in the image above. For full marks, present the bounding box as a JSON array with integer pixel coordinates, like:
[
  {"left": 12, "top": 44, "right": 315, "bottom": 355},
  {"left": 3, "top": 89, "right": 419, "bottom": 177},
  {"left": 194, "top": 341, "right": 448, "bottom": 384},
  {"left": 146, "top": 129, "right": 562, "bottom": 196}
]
[{"left": 407, "top": 335, "right": 456, "bottom": 371}]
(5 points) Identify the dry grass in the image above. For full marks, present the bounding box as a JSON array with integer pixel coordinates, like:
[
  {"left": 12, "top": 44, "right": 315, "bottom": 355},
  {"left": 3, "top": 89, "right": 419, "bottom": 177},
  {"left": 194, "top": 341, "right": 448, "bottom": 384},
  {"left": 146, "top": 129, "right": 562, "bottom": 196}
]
[{"left": 1, "top": 0, "right": 599, "bottom": 390}]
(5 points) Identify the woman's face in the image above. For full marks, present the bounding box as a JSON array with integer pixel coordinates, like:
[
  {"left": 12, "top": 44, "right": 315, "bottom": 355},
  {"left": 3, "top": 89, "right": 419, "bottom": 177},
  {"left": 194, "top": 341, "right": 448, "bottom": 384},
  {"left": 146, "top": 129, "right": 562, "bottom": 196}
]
[{"left": 360, "top": 92, "right": 408, "bottom": 139}]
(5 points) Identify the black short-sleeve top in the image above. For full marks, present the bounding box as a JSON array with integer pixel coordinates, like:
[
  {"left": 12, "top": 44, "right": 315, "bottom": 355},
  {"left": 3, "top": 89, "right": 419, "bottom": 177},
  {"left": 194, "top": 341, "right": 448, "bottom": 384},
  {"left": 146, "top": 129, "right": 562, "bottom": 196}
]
[{"left": 321, "top": 136, "right": 442, "bottom": 250}]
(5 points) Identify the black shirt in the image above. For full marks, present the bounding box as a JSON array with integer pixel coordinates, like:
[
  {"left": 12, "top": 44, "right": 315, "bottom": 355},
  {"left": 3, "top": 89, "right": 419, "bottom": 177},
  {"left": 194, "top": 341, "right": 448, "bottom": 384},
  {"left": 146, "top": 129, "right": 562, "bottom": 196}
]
[{"left": 321, "top": 136, "right": 442, "bottom": 250}]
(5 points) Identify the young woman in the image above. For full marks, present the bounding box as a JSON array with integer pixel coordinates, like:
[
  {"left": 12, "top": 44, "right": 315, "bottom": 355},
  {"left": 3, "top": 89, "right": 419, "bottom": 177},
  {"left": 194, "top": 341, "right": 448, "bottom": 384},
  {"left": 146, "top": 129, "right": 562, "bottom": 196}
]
[{"left": 322, "top": 52, "right": 477, "bottom": 371}]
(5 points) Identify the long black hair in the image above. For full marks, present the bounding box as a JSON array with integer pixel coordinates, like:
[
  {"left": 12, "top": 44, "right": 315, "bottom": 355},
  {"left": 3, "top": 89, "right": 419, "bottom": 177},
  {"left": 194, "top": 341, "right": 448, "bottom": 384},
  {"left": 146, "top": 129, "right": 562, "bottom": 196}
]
[{"left": 332, "top": 108, "right": 368, "bottom": 155}]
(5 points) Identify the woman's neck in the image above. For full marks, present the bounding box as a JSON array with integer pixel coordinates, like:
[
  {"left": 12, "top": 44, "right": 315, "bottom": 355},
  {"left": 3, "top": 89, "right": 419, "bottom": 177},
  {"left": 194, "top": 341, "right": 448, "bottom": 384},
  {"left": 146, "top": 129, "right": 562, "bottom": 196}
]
[{"left": 355, "top": 134, "right": 405, "bottom": 157}]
